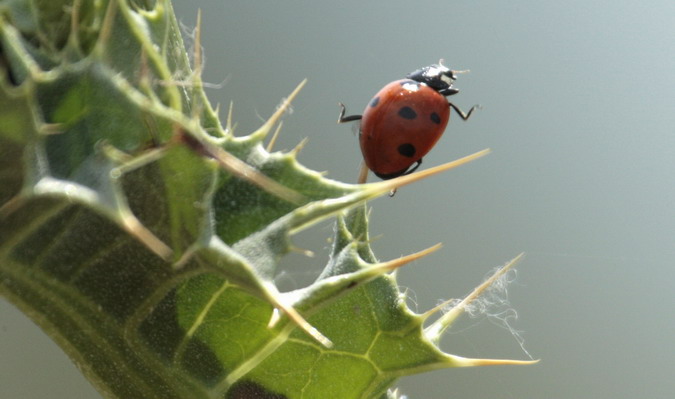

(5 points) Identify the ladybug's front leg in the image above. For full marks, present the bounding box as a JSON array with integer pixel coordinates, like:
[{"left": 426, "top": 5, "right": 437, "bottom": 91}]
[
  {"left": 337, "top": 103, "right": 362, "bottom": 123},
  {"left": 449, "top": 103, "right": 480, "bottom": 121}
]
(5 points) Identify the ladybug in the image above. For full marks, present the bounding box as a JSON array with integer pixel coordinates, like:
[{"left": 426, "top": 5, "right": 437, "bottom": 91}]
[{"left": 338, "top": 63, "right": 478, "bottom": 182}]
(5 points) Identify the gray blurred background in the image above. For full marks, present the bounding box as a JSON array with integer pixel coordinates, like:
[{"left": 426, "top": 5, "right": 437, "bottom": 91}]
[{"left": 2, "top": 1, "right": 675, "bottom": 397}]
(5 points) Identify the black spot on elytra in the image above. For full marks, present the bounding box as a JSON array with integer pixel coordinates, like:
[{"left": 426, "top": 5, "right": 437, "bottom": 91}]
[
  {"left": 430, "top": 112, "right": 441, "bottom": 124},
  {"left": 398, "top": 143, "right": 416, "bottom": 158},
  {"left": 370, "top": 96, "right": 380, "bottom": 107},
  {"left": 398, "top": 106, "right": 417, "bottom": 120}
]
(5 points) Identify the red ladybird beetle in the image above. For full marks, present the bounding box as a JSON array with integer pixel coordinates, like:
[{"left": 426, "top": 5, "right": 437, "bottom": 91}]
[{"left": 338, "top": 62, "right": 478, "bottom": 183}]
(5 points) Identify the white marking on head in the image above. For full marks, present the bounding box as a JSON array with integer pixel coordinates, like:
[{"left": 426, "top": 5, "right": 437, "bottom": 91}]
[
  {"left": 440, "top": 74, "right": 454, "bottom": 85},
  {"left": 401, "top": 82, "right": 421, "bottom": 92},
  {"left": 427, "top": 65, "right": 443, "bottom": 78}
]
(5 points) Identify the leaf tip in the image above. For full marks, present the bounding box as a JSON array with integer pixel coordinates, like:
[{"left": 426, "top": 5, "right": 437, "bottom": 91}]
[
  {"left": 366, "top": 149, "right": 491, "bottom": 197},
  {"left": 252, "top": 79, "right": 307, "bottom": 140},
  {"left": 375, "top": 243, "right": 442, "bottom": 273}
]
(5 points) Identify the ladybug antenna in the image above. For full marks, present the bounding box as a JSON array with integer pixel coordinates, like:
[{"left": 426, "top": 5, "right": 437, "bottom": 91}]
[
  {"left": 447, "top": 69, "right": 470, "bottom": 84},
  {"left": 437, "top": 60, "right": 469, "bottom": 81}
]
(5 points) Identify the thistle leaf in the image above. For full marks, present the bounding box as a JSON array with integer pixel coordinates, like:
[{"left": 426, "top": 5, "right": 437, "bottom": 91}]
[{"left": 0, "top": 1, "right": 534, "bottom": 398}]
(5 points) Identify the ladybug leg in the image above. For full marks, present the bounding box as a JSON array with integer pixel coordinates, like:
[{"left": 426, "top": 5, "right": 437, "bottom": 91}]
[
  {"left": 337, "top": 102, "right": 362, "bottom": 123},
  {"left": 388, "top": 159, "right": 423, "bottom": 196},
  {"left": 450, "top": 103, "right": 481, "bottom": 121},
  {"left": 357, "top": 162, "right": 369, "bottom": 184},
  {"left": 404, "top": 159, "right": 422, "bottom": 175}
]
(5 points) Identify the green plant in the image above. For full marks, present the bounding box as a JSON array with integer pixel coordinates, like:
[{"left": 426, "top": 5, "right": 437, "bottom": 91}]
[{"left": 0, "top": 0, "right": 535, "bottom": 397}]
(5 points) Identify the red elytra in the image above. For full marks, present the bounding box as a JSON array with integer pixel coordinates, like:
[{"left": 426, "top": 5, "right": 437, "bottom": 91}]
[
  {"left": 338, "top": 63, "right": 477, "bottom": 182},
  {"left": 359, "top": 79, "right": 450, "bottom": 179}
]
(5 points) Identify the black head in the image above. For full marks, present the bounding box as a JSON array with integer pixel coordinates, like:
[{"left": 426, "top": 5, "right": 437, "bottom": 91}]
[{"left": 406, "top": 63, "right": 462, "bottom": 96}]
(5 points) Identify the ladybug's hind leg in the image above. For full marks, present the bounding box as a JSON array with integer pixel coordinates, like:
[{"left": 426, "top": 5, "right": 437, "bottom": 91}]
[
  {"left": 404, "top": 159, "right": 422, "bottom": 175},
  {"left": 388, "top": 159, "right": 422, "bottom": 196},
  {"left": 338, "top": 103, "right": 362, "bottom": 123},
  {"left": 450, "top": 103, "right": 481, "bottom": 121},
  {"left": 358, "top": 162, "right": 369, "bottom": 184}
]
